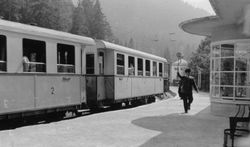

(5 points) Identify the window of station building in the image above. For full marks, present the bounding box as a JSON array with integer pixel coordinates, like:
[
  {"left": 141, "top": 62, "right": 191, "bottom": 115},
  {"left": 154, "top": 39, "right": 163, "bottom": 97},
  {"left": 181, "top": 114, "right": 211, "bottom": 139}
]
[
  {"left": 57, "top": 43, "right": 75, "bottom": 73},
  {"left": 86, "top": 54, "right": 95, "bottom": 74},
  {"left": 221, "top": 44, "right": 234, "bottom": 57},
  {"left": 23, "top": 38, "right": 46, "bottom": 72},
  {"left": 0, "top": 35, "right": 7, "bottom": 71},
  {"left": 212, "top": 45, "right": 220, "bottom": 57},
  {"left": 159, "top": 63, "right": 163, "bottom": 77},
  {"left": 128, "top": 56, "right": 135, "bottom": 75},
  {"left": 221, "top": 58, "right": 234, "bottom": 71},
  {"left": 137, "top": 58, "right": 143, "bottom": 76},
  {"left": 153, "top": 61, "right": 157, "bottom": 76},
  {"left": 145, "top": 60, "right": 150, "bottom": 76},
  {"left": 116, "top": 53, "right": 124, "bottom": 75}
]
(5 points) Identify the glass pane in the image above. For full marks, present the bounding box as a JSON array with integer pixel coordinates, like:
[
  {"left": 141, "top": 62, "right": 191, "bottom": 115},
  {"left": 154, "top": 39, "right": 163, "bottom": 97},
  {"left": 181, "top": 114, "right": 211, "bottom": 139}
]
[
  {"left": 214, "top": 59, "right": 220, "bottom": 71},
  {"left": 211, "top": 59, "right": 214, "bottom": 71},
  {"left": 221, "top": 58, "right": 234, "bottom": 71},
  {"left": 212, "top": 45, "right": 220, "bottom": 57},
  {"left": 236, "top": 43, "right": 250, "bottom": 57},
  {"left": 221, "top": 87, "right": 234, "bottom": 97},
  {"left": 57, "top": 64, "right": 75, "bottom": 73},
  {"left": 236, "top": 58, "right": 247, "bottom": 71},
  {"left": 86, "top": 54, "right": 95, "bottom": 74},
  {"left": 117, "top": 54, "right": 124, "bottom": 66},
  {"left": 221, "top": 73, "right": 234, "bottom": 85},
  {"left": 212, "top": 73, "right": 219, "bottom": 85},
  {"left": 117, "top": 65, "right": 124, "bottom": 75},
  {"left": 235, "top": 87, "right": 247, "bottom": 98},
  {"left": 211, "top": 86, "right": 220, "bottom": 97},
  {"left": 221, "top": 44, "right": 234, "bottom": 57},
  {"left": 235, "top": 72, "right": 250, "bottom": 86}
]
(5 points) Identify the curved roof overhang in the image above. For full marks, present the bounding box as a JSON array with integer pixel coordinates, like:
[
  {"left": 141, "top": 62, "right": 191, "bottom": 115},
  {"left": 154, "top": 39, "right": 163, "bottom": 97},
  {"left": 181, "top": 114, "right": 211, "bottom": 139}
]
[
  {"left": 96, "top": 40, "right": 167, "bottom": 63},
  {"left": 0, "top": 19, "right": 95, "bottom": 45},
  {"left": 180, "top": 0, "right": 250, "bottom": 37}
]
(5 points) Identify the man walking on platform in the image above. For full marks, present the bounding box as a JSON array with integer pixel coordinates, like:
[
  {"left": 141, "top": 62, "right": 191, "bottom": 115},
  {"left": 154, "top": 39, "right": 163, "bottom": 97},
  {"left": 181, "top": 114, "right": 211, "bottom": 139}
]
[{"left": 177, "top": 68, "right": 198, "bottom": 113}]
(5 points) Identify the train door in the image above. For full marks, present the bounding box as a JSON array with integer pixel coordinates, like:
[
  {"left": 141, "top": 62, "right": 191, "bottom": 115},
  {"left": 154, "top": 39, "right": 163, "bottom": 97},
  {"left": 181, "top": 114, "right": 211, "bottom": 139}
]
[
  {"left": 97, "top": 51, "right": 106, "bottom": 104},
  {"left": 85, "top": 53, "right": 97, "bottom": 107}
]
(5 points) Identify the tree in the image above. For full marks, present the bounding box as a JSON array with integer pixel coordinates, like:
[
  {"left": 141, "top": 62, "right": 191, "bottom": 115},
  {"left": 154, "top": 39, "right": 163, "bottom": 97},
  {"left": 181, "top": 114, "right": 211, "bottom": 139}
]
[
  {"left": 189, "top": 37, "right": 211, "bottom": 91},
  {"left": 0, "top": 0, "right": 21, "bottom": 21},
  {"left": 128, "top": 38, "right": 135, "bottom": 48},
  {"left": 70, "top": 1, "right": 90, "bottom": 36},
  {"left": 189, "top": 37, "right": 211, "bottom": 74},
  {"left": 164, "top": 46, "right": 171, "bottom": 62},
  {"left": 90, "top": 0, "right": 113, "bottom": 40},
  {"left": 50, "top": 0, "right": 74, "bottom": 32},
  {"left": 18, "top": 0, "right": 61, "bottom": 30}
]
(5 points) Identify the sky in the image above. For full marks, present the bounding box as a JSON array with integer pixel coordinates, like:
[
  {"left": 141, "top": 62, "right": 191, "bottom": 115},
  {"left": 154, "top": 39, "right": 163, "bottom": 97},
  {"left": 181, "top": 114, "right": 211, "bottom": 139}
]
[
  {"left": 72, "top": 0, "right": 215, "bottom": 14},
  {"left": 182, "top": 0, "right": 215, "bottom": 14}
]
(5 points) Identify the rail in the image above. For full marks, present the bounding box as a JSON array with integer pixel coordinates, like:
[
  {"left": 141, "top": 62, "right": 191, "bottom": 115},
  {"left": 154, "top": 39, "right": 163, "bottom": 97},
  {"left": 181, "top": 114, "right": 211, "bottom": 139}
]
[{"left": 57, "top": 64, "right": 75, "bottom": 73}]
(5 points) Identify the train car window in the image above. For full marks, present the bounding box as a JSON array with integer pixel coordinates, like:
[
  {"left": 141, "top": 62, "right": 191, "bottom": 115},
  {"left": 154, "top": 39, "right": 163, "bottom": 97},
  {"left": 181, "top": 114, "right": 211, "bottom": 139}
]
[
  {"left": 137, "top": 58, "right": 143, "bottom": 76},
  {"left": 153, "top": 61, "right": 157, "bottom": 76},
  {"left": 86, "top": 54, "right": 95, "bottom": 74},
  {"left": 57, "top": 43, "right": 75, "bottom": 73},
  {"left": 116, "top": 53, "right": 125, "bottom": 75},
  {"left": 0, "top": 35, "right": 6, "bottom": 71},
  {"left": 98, "top": 52, "right": 104, "bottom": 75},
  {"left": 128, "top": 56, "right": 135, "bottom": 75},
  {"left": 159, "top": 63, "right": 163, "bottom": 77},
  {"left": 145, "top": 60, "right": 150, "bottom": 76},
  {"left": 23, "top": 38, "right": 46, "bottom": 72}
]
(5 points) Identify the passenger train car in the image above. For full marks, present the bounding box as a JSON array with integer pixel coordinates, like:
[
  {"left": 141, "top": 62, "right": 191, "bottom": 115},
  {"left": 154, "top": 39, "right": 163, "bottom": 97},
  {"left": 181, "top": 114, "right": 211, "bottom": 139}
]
[{"left": 0, "top": 19, "right": 168, "bottom": 120}]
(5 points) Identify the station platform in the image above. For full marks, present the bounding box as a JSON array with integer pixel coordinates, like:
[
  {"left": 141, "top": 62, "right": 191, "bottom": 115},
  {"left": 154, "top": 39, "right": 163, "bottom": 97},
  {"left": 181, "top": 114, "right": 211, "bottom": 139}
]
[
  {"left": 133, "top": 86, "right": 250, "bottom": 147},
  {"left": 0, "top": 86, "right": 249, "bottom": 147},
  {"left": 132, "top": 86, "right": 228, "bottom": 147}
]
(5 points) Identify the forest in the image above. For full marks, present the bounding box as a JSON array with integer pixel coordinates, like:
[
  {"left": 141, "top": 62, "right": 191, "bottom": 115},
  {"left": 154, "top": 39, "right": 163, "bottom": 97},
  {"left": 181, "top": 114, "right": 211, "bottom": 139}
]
[{"left": 0, "top": 0, "right": 114, "bottom": 41}]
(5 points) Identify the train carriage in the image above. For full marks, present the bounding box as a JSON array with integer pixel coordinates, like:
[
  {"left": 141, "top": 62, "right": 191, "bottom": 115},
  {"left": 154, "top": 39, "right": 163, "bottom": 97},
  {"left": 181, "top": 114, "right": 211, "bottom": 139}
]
[
  {"left": 0, "top": 19, "right": 169, "bottom": 121},
  {"left": 0, "top": 19, "right": 95, "bottom": 120},
  {"left": 85, "top": 40, "right": 168, "bottom": 107}
]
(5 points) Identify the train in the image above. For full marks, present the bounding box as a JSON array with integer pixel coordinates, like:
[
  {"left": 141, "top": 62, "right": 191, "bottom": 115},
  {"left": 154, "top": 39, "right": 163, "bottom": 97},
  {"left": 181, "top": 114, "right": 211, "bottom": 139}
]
[{"left": 0, "top": 19, "right": 169, "bottom": 121}]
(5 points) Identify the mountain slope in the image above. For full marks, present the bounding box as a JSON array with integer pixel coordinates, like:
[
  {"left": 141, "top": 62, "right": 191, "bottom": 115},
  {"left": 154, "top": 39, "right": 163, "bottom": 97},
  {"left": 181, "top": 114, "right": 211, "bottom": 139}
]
[{"left": 99, "top": 0, "right": 210, "bottom": 60}]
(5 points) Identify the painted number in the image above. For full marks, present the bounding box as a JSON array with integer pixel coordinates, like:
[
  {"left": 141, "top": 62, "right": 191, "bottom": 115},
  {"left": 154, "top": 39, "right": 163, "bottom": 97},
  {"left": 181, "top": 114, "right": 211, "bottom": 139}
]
[{"left": 51, "top": 87, "right": 55, "bottom": 95}]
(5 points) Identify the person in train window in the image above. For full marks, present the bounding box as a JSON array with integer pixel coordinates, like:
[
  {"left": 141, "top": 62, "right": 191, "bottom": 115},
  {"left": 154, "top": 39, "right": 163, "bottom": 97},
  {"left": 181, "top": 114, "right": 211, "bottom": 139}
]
[
  {"left": 129, "top": 63, "right": 135, "bottom": 75},
  {"left": 23, "top": 56, "right": 30, "bottom": 72},
  {"left": 177, "top": 68, "right": 198, "bottom": 113},
  {"left": 30, "top": 53, "right": 37, "bottom": 72}
]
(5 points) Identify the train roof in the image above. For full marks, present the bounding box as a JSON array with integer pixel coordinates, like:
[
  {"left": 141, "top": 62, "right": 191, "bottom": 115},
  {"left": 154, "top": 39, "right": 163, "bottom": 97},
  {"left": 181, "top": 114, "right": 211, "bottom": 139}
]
[
  {"left": 179, "top": 0, "right": 250, "bottom": 36},
  {"left": 0, "top": 19, "right": 95, "bottom": 45},
  {"left": 96, "top": 40, "right": 167, "bottom": 62}
]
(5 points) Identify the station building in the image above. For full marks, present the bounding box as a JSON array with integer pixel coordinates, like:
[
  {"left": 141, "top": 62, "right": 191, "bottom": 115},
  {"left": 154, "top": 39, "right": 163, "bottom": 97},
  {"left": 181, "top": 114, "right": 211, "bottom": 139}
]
[{"left": 180, "top": 0, "right": 250, "bottom": 116}]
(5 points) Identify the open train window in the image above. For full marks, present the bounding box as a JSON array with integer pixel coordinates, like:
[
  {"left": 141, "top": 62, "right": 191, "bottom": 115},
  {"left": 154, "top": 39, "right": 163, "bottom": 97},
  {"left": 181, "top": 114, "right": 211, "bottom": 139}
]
[
  {"left": 137, "top": 58, "right": 143, "bottom": 76},
  {"left": 0, "top": 35, "right": 6, "bottom": 71},
  {"left": 57, "top": 43, "right": 75, "bottom": 73},
  {"left": 116, "top": 53, "right": 124, "bottom": 75},
  {"left": 23, "top": 38, "right": 46, "bottom": 72},
  {"left": 153, "top": 61, "right": 157, "bottom": 76},
  {"left": 159, "top": 63, "right": 163, "bottom": 77},
  {"left": 128, "top": 56, "right": 135, "bottom": 75},
  {"left": 86, "top": 54, "right": 95, "bottom": 74},
  {"left": 146, "top": 60, "right": 150, "bottom": 76}
]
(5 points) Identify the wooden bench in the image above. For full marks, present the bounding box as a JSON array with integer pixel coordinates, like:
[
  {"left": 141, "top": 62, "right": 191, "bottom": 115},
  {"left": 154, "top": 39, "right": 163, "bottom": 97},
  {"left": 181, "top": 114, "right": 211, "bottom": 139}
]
[{"left": 223, "top": 105, "right": 250, "bottom": 147}]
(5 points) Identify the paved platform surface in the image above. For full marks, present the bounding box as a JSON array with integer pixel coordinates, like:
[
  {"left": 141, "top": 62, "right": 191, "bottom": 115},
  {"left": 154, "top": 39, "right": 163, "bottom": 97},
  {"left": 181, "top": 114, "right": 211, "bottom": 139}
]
[{"left": 0, "top": 87, "right": 233, "bottom": 147}]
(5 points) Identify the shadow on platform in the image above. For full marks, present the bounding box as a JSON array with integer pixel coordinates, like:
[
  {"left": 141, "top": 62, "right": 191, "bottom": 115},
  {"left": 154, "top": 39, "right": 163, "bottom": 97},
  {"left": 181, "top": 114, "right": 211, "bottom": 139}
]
[{"left": 132, "top": 106, "right": 228, "bottom": 147}]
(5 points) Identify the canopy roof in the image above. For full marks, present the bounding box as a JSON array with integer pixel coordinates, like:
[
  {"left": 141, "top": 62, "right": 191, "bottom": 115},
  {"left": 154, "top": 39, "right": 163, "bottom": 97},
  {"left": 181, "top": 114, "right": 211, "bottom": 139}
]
[{"left": 180, "top": 0, "right": 250, "bottom": 36}]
